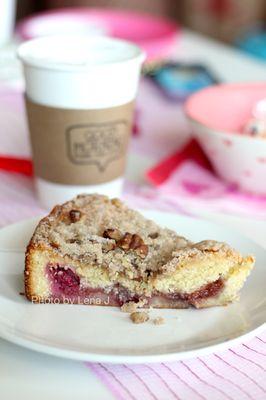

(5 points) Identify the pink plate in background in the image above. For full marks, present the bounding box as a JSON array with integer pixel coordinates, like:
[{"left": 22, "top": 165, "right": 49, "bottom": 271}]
[{"left": 16, "top": 8, "right": 180, "bottom": 62}]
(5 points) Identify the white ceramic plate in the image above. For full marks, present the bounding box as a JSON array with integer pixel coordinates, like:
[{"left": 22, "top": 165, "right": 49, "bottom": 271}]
[{"left": 0, "top": 211, "right": 265, "bottom": 364}]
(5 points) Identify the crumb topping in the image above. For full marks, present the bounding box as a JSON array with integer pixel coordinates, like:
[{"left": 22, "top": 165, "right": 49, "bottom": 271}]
[
  {"left": 161, "top": 240, "right": 242, "bottom": 275},
  {"left": 30, "top": 194, "right": 190, "bottom": 279}
]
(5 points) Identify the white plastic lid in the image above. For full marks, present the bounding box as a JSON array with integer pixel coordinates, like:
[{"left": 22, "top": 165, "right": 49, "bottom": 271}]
[{"left": 17, "top": 35, "right": 145, "bottom": 71}]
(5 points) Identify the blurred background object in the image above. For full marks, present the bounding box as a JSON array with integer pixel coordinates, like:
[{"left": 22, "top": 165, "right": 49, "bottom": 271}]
[
  {"left": 0, "top": 0, "right": 266, "bottom": 209},
  {"left": 16, "top": 0, "right": 181, "bottom": 20},
  {"left": 185, "top": 83, "right": 266, "bottom": 195},
  {"left": 0, "top": 0, "right": 16, "bottom": 46},
  {"left": 15, "top": 0, "right": 266, "bottom": 61},
  {"left": 16, "top": 8, "right": 179, "bottom": 62},
  {"left": 146, "top": 62, "right": 219, "bottom": 101},
  {"left": 236, "top": 28, "right": 266, "bottom": 61},
  {"left": 183, "top": 0, "right": 265, "bottom": 43},
  {"left": 15, "top": 0, "right": 266, "bottom": 39}
]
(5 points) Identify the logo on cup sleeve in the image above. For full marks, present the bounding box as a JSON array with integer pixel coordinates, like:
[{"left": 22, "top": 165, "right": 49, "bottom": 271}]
[{"left": 66, "top": 120, "right": 128, "bottom": 171}]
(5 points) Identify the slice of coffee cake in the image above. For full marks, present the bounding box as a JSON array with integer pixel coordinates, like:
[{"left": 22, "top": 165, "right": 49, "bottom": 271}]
[{"left": 25, "top": 194, "right": 254, "bottom": 308}]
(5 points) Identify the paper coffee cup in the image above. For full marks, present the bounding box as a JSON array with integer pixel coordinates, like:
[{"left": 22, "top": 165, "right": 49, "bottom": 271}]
[{"left": 18, "top": 36, "right": 145, "bottom": 209}]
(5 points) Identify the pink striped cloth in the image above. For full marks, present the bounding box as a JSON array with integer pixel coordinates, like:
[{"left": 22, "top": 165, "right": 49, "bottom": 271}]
[{"left": 87, "top": 334, "right": 266, "bottom": 400}]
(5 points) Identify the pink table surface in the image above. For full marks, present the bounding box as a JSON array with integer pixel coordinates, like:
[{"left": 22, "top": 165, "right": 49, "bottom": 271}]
[{"left": 0, "top": 82, "right": 265, "bottom": 399}]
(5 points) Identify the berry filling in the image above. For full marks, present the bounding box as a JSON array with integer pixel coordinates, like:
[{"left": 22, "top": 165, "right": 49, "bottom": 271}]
[
  {"left": 46, "top": 263, "right": 224, "bottom": 307},
  {"left": 166, "top": 278, "right": 224, "bottom": 304},
  {"left": 47, "top": 264, "right": 80, "bottom": 296}
]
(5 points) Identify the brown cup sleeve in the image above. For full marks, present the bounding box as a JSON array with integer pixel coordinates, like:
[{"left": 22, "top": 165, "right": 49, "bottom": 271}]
[{"left": 25, "top": 97, "right": 135, "bottom": 185}]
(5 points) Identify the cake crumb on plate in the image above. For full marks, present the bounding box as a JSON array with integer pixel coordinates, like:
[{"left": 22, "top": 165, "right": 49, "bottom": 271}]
[
  {"left": 130, "top": 311, "right": 149, "bottom": 324},
  {"left": 152, "top": 316, "right": 165, "bottom": 325}
]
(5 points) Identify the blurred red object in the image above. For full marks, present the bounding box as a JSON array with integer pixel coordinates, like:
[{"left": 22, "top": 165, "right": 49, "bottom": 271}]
[
  {"left": 146, "top": 139, "right": 213, "bottom": 186},
  {"left": 0, "top": 156, "right": 33, "bottom": 176}
]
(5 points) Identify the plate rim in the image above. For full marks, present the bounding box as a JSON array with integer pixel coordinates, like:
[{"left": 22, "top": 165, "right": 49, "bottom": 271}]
[
  {"left": 0, "top": 320, "right": 264, "bottom": 364},
  {"left": 0, "top": 212, "right": 265, "bottom": 364}
]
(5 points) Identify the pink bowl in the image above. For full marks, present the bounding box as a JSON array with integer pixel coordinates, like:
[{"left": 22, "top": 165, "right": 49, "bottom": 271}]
[
  {"left": 16, "top": 8, "right": 179, "bottom": 62},
  {"left": 185, "top": 83, "right": 266, "bottom": 195}
]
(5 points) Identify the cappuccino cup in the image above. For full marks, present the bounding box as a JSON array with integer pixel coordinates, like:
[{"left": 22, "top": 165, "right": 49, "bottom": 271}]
[{"left": 18, "top": 36, "right": 145, "bottom": 208}]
